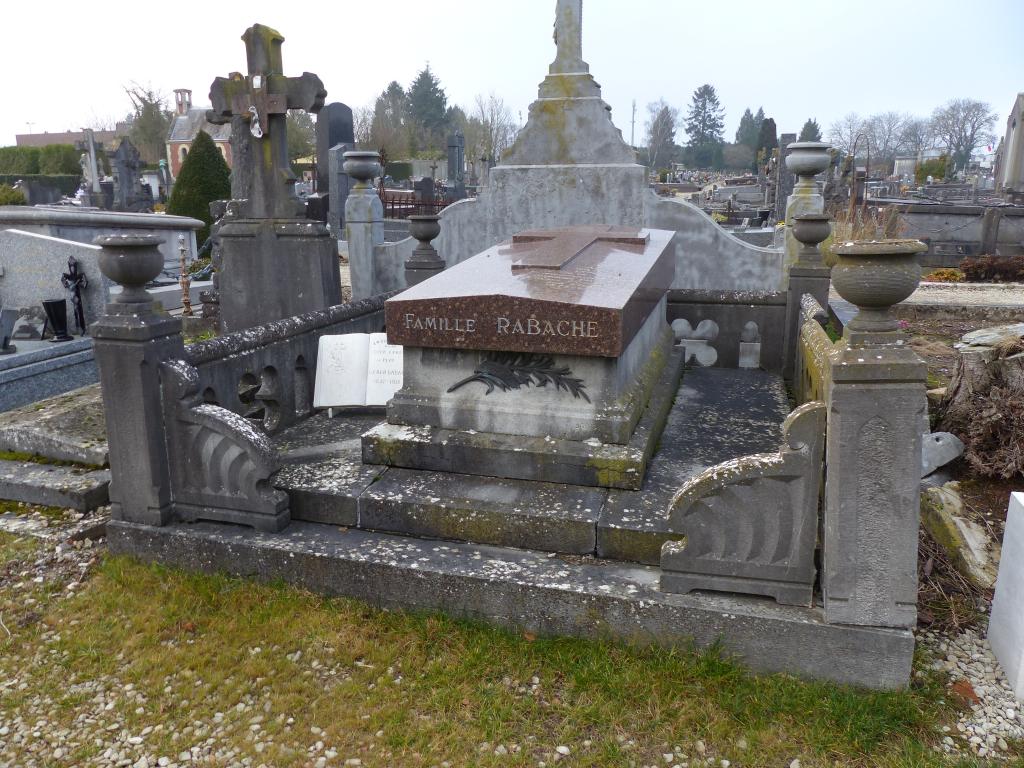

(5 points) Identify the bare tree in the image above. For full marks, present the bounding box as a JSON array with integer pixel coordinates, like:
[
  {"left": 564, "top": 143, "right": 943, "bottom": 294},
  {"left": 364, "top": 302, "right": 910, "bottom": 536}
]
[
  {"left": 473, "top": 93, "right": 516, "bottom": 162},
  {"left": 353, "top": 105, "right": 374, "bottom": 147},
  {"left": 827, "top": 112, "right": 864, "bottom": 156},
  {"left": 929, "top": 98, "right": 998, "bottom": 173},
  {"left": 899, "top": 117, "right": 932, "bottom": 157},
  {"left": 645, "top": 99, "right": 678, "bottom": 171},
  {"left": 864, "top": 111, "right": 907, "bottom": 166}
]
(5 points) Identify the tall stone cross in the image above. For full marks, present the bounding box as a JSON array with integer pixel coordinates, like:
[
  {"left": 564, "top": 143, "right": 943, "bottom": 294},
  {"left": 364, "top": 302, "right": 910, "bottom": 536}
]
[
  {"left": 511, "top": 226, "right": 648, "bottom": 271},
  {"left": 551, "top": 0, "right": 586, "bottom": 74},
  {"left": 208, "top": 24, "right": 326, "bottom": 219}
]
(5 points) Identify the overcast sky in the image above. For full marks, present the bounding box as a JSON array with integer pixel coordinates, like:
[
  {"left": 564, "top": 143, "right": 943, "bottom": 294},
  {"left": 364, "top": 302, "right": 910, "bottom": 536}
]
[{"left": 5, "top": 0, "right": 1023, "bottom": 149}]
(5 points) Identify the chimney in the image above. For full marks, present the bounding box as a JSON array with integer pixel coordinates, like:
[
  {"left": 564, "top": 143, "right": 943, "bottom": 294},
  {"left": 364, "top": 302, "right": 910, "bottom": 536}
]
[{"left": 174, "top": 89, "right": 193, "bottom": 116}]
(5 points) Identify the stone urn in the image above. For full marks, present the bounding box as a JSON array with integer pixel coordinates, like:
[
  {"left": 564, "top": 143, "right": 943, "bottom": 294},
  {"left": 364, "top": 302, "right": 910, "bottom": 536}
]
[
  {"left": 342, "top": 151, "right": 382, "bottom": 188},
  {"left": 405, "top": 214, "right": 444, "bottom": 286},
  {"left": 785, "top": 142, "right": 832, "bottom": 192},
  {"left": 792, "top": 214, "right": 831, "bottom": 264},
  {"left": 93, "top": 234, "right": 165, "bottom": 304},
  {"left": 831, "top": 239, "right": 925, "bottom": 338}
]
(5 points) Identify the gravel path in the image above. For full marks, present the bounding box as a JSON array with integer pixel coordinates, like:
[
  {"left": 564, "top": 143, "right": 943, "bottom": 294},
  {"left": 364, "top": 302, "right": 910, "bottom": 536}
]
[{"left": 920, "top": 625, "right": 1024, "bottom": 760}]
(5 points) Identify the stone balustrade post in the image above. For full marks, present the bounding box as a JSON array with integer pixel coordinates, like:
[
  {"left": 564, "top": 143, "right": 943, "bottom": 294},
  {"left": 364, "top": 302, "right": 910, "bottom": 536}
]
[
  {"left": 822, "top": 239, "right": 928, "bottom": 628},
  {"left": 783, "top": 142, "right": 830, "bottom": 272},
  {"left": 405, "top": 215, "right": 444, "bottom": 287},
  {"left": 783, "top": 213, "right": 832, "bottom": 379},
  {"left": 344, "top": 151, "right": 385, "bottom": 301},
  {"left": 90, "top": 235, "right": 185, "bottom": 526}
]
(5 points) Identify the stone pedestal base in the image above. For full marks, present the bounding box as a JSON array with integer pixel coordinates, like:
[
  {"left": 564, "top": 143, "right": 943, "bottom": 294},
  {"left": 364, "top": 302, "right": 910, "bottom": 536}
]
[
  {"left": 388, "top": 300, "right": 671, "bottom": 444},
  {"left": 217, "top": 218, "right": 341, "bottom": 332},
  {"left": 362, "top": 344, "right": 683, "bottom": 489}
]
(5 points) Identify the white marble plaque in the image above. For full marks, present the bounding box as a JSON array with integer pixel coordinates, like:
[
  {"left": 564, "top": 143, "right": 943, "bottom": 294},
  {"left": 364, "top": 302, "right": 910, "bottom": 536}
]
[
  {"left": 989, "top": 492, "right": 1024, "bottom": 702},
  {"left": 313, "top": 333, "right": 403, "bottom": 409}
]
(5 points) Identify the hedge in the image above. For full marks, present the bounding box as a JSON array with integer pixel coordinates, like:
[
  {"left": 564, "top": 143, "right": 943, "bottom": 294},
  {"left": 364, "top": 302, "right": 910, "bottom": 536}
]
[{"left": 0, "top": 174, "right": 81, "bottom": 197}]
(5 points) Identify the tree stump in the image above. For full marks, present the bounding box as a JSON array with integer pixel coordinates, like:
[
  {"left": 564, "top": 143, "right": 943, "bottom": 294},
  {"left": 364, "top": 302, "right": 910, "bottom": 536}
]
[{"left": 940, "top": 323, "right": 1024, "bottom": 478}]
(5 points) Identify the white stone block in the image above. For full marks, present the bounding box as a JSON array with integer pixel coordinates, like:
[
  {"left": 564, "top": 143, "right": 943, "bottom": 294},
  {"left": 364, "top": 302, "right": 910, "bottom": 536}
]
[
  {"left": 989, "top": 492, "right": 1024, "bottom": 701},
  {"left": 738, "top": 341, "right": 761, "bottom": 369}
]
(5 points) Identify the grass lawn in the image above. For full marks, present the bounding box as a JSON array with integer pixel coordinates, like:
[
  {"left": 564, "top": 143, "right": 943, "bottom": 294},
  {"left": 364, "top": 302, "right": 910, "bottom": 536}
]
[{"left": 0, "top": 533, "right": 1003, "bottom": 768}]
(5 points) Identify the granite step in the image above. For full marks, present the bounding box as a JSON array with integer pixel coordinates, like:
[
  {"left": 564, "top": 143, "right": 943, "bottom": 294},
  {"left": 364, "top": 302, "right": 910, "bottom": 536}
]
[
  {"left": 273, "top": 365, "right": 791, "bottom": 564},
  {"left": 107, "top": 517, "right": 914, "bottom": 690},
  {"left": 0, "top": 458, "right": 111, "bottom": 512},
  {"left": 359, "top": 468, "right": 605, "bottom": 554}
]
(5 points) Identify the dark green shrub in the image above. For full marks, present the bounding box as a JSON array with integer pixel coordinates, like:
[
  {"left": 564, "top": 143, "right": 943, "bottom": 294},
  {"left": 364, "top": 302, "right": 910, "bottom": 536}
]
[
  {"left": 385, "top": 161, "right": 412, "bottom": 182},
  {"left": 0, "top": 184, "right": 27, "bottom": 205},
  {"left": 915, "top": 156, "right": 947, "bottom": 184},
  {"left": 0, "top": 146, "right": 40, "bottom": 174},
  {"left": 167, "top": 131, "right": 230, "bottom": 246},
  {"left": 0, "top": 174, "right": 80, "bottom": 196},
  {"left": 38, "top": 144, "right": 82, "bottom": 175}
]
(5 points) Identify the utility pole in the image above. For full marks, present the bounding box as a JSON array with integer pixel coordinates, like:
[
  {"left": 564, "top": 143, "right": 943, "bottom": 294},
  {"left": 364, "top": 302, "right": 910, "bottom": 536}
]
[{"left": 630, "top": 100, "right": 636, "bottom": 147}]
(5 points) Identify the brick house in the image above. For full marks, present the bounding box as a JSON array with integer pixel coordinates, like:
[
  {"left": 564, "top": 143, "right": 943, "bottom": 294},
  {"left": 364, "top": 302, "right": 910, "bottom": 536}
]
[{"left": 166, "top": 89, "right": 233, "bottom": 179}]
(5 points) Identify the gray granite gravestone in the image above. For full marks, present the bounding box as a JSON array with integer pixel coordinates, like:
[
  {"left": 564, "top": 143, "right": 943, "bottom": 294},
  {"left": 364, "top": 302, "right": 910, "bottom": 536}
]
[
  {"left": 447, "top": 131, "right": 466, "bottom": 199},
  {"left": 0, "top": 230, "right": 107, "bottom": 330},
  {"left": 108, "top": 138, "right": 153, "bottom": 212},
  {"left": 205, "top": 23, "right": 341, "bottom": 331},
  {"left": 316, "top": 102, "right": 354, "bottom": 194},
  {"left": 0, "top": 308, "right": 17, "bottom": 354}
]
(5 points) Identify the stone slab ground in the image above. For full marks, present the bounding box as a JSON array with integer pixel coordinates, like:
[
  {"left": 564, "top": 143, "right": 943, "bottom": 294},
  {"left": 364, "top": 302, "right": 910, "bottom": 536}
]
[
  {"left": 0, "top": 458, "right": 110, "bottom": 512},
  {"left": 0, "top": 383, "right": 108, "bottom": 466}
]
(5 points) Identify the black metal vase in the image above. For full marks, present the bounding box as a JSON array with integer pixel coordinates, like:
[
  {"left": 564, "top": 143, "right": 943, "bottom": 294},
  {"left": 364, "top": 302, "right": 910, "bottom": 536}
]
[{"left": 42, "top": 299, "right": 73, "bottom": 342}]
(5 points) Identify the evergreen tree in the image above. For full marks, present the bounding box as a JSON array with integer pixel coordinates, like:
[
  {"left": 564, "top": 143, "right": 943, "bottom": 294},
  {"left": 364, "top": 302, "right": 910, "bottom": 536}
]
[
  {"left": 735, "top": 108, "right": 759, "bottom": 149},
  {"left": 684, "top": 84, "right": 725, "bottom": 148},
  {"left": 407, "top": 66, "right": 449, "bottom": 154},
  {"left": 370, "top": 81, "right": 410, "bottom": 159},
  {"left": 757, "top": 117, "right": 778, "bottom": 156},
  {"left": 166, "top": 131, "right": 230, "bottom": 246},
  {"left": 798, "top": 118, "right": 822, "bottom": 142}
]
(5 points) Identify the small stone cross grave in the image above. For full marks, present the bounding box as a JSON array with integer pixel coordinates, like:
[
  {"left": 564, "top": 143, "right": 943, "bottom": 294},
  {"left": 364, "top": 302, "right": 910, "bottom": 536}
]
[{"left": 208, "top": 23, "right": 326, "bottom": 219}]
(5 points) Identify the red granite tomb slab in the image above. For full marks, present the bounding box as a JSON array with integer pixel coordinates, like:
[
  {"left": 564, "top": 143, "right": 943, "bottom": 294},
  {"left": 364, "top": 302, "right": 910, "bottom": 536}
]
[{"left": 385, "top": 226, "right": 675, "bottom": 357}]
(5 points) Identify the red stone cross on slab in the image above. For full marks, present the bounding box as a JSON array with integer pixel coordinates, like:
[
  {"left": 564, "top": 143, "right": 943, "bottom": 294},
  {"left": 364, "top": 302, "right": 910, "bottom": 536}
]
[{"left": 511, "top": 226, "right": 649, "bottom": 271}]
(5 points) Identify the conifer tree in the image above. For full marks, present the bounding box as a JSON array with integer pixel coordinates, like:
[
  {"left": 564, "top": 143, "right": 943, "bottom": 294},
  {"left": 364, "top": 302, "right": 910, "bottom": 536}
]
[
  {"left": 167, "top": 130, "right": 230, "bottom": 246},
  {"left": 799, "top": 118, "right": 822, "bottom": 142}
]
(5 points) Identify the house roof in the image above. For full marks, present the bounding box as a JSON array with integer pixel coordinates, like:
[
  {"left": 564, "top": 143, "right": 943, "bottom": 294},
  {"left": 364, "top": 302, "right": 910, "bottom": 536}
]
[{"left": 167, "top": 108, "right": 232, "bottom": 144}]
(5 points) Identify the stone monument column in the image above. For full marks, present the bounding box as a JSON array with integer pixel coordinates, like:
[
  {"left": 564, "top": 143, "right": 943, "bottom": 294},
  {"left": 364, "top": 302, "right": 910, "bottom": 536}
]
[
  {"left": 822, "top": 239, "right": 928, "bottom": 628},
  {"left": 91, "top": 235, "right": 185, "bottom": 526},
  {"left": 344, "top": 151, "right": 385, "bottom": 301}
]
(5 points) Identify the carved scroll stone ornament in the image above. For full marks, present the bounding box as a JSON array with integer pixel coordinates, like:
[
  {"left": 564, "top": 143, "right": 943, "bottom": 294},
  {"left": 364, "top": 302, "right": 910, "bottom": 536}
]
[
  {"left": 162, "top": 359, "right": 289, "bottom": 532},
  {"left": 660, "top": 401, "right": 827, "bottom": 605}
]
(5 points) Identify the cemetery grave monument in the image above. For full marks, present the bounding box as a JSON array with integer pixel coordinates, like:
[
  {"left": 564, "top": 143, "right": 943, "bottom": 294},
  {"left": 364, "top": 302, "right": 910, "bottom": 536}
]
[{"left": 96, "top": 6, "right": 928, "bottom": 691}]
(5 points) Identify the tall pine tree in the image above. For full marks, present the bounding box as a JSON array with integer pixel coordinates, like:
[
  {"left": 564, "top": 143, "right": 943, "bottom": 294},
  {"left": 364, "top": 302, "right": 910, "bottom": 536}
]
[
  {"left": 685, "top": 84, "right": 725, "bottom": 147},
  {"left": 167, "top": 130, "right": 230, "bottom": 246},
  {"left": 684, "top": 84, "right": 725, "bottom": 169},
  {"left": 799, "top": 118, "right": 822, "bottom": 142},
  {"left": 735, "top": 107, "right": 759, "bottom": 150},
  {"left": 407, "top": 66, "right": 449, "bottom": 154}
]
